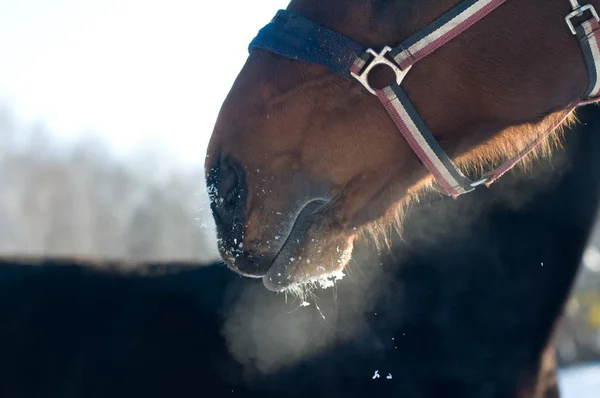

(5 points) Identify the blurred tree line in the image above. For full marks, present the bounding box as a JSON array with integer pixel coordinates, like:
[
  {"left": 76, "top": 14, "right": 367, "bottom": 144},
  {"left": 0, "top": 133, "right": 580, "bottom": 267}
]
[
  {"left": 0, "top": 105, "right": 598, "bottom": 366},
  {"left": 0, "top": 105, "right": 219, "bottom": 264}
]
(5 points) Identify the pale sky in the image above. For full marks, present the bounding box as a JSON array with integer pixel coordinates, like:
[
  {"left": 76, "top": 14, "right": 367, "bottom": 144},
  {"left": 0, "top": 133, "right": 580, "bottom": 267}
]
[{"left": 0, "top": 0, "right": 290, "bottom": 165}]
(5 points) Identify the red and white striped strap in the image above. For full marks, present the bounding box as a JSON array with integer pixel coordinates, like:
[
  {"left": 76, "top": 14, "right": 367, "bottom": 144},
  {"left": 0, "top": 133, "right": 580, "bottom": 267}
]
[
  {"left": 572, "top": 14, "right": 600, "bottom": 101},
  {"left": 375, "top": 85, "right": 574, "bottom": 198},
  {"left": 353, "top": 0, "right": 508, "bottom": 198},
  {"left": 376, "top": 85, "right": 475, "bottom": 198},
  {"left": 483, "top": 2, "right": 600, "bottom": 185},
  {"left": 352, "top": 0, "right": 600, "bottom": 198},
  {"left": 389, "top": 0, "right": 507, "bottom": 70},
  {"left": 483, "top": 1, "right": 600, "bottom": 184}
]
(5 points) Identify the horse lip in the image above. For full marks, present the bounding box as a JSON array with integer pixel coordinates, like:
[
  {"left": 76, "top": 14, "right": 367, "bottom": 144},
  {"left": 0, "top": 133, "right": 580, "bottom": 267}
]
[{"left": 262, "top": 199, "right": 327, "bottom": 291}]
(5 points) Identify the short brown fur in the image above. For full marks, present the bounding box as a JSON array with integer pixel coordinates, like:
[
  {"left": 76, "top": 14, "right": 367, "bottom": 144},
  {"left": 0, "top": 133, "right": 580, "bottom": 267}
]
[{"left": 206, "top": 0, "right": 596, "bottom": 288}]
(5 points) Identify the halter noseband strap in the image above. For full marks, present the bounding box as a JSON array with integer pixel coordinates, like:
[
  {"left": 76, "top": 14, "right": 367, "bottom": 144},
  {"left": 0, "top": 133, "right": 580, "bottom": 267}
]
[{"left": 250, "top": 0, "right": 600, "bottom": 199}]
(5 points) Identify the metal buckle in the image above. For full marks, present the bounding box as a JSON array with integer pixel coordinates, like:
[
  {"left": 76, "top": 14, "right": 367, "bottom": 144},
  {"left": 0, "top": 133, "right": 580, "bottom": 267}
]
[
  {"left": 350, "top": 46, "right": 411, "bottom": 95},
  {"left": 469, "top": 177, "right": 489, "bottom": 188},
  {"left": 566, "top": 1, "right": 600, "bottom": 35}
]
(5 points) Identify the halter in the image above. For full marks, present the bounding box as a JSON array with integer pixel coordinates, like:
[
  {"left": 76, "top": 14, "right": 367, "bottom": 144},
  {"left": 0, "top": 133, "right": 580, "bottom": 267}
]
[{"left": 249, "top": 0, "right": 600, "bottom": 198}]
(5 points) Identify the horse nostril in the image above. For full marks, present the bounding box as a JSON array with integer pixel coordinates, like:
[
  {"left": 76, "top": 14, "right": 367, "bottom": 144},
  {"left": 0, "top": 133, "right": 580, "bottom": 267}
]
[
  {"left": 219, "top": 162, "right": 243, "bottom": 207},
  {"left": 206, "top": 157, "right": 247, "bottom": 249},
  {"left": 208, "top": 157, "right": 246, "bottom": 210}
]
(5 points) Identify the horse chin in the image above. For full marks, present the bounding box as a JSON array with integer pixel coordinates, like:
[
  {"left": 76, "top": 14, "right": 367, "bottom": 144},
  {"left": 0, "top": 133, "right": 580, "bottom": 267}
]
[
  {"left": 262, "top": 202, "right": 354, "bottom": 292},
  {"left": 263, "top": 242, "right": 352, "bottom": 292}
]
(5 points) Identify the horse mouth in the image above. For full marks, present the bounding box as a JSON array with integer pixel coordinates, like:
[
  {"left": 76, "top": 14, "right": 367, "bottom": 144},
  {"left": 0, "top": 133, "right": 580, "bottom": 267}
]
[{"left": 263, "top": 199, "right": 343, "bottom": 291}]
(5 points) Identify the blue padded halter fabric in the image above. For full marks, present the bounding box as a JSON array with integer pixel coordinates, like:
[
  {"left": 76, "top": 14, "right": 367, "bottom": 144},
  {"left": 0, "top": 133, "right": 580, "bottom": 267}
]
[{"left": 248, "top": 9, "right": 365, "bottom": 78}]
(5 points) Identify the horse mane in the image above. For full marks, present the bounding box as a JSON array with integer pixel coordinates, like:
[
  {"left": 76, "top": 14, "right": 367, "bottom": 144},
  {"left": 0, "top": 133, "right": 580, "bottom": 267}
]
[{"left": 360, "top": 108, "right": 579, "bottom": 252}]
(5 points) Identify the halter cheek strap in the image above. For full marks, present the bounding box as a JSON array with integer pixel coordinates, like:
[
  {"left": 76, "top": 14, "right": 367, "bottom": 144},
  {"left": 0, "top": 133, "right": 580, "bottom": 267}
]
[
  {"left": 249, "top": 0, "right": 600, "bottom": 199},
  {"left": 571, "top": 7, "right": 600, "bottom": 102}
]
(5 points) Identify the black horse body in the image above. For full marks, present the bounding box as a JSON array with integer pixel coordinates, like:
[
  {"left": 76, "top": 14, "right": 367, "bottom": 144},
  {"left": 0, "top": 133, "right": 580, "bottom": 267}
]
[{"left": 1, "top": 107, "right": 599, "bottom": 397}]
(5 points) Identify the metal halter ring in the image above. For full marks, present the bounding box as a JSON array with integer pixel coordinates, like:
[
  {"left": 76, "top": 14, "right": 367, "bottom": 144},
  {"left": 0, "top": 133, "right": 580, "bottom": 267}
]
[
  {"left": 566, "top": 0, "right": 600, "bottom": 35},
  {"left": 350, "top": 46, "right": 412, "bottom": 95}
]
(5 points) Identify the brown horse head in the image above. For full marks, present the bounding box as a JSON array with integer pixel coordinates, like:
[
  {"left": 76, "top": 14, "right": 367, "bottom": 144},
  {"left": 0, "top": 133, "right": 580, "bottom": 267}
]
[{"left": 206, "top": 0, "right": 592, "bottom": 291}]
